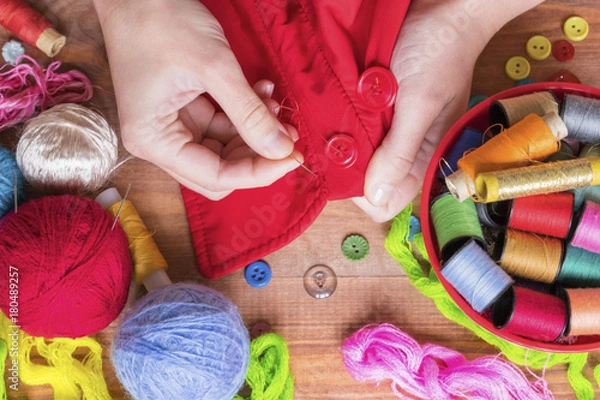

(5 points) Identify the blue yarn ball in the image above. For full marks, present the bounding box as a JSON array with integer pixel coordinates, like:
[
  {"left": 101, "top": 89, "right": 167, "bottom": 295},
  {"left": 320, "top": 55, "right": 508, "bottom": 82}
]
[
  {"left": 111, "top": 283, "right": 250, "bottom": 400},
  {"left": 0, "top": 146, "right": 25, "bottom": 219}
]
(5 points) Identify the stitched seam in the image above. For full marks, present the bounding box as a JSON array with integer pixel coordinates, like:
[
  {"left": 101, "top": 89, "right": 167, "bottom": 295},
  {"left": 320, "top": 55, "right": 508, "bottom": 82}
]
[{"left": 296, "top": 0, "right": 375, "bottom": 149}]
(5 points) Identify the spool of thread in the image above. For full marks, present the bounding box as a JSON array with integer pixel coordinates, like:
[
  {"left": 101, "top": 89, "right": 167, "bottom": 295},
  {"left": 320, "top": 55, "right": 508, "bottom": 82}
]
[
  {"left": 437, "top": 127, "right": 484, "bottom": 178},
  {"left": 0, "top": 195, "right": 132, "bottom": 338},
  {"left": 558, "top": 245, "right": 600, "bottom": 287},
  {"left": 0, "top": 0, "right": 66, "bottom": 57},
  {"left": 495, "top": 229, "right": 563, "bottom": 284},
  {"left": 492, "top": 286, "right": 567, "bottom": 342},
  {"left": 16, "top": 104, "right": 118, "bottom": 195},
  {"left": 342, "top": 323, "right": 552, "bottom": 400},
  {"left": 571, "top": 201, "right": 600, "bottom": 254},
  {"left": 545, "top": 140, "right": 577, "bottom": 162},
  {"left": 475, "top": 157, "right": 600, "bottom": 203},
  {"left": 490, "top": 91, "right": 559, "bottom": 127},
  {"left": 446, "top": 112, "right": 566, "bottom": 202},
  {"left": 561, "top": 94, "right": 600, "bottom": 143},
  {"left": 565, "top": 288, "right": 600, "bottom": 336},
  {"left": 578, "top": 142, "right": 600, "bottom": 159},
  {"left": 430, "top": 193, "right": 485, "bottom": 261},
  {"left": 0, "top": 55, "right": 93, "bottom": 130},
  {"left": 0, "top": 146, "right": 24, "bottom": 218},
  {"left": 508, "top": 192, "right": 574, "bottom": 239},
  {"left": 95, "top": 188, "right": 170, "bottom": 290},
  {"left": 111, "top": 282, "right": 250, "bottom": 400},
  {"left": 573, "top": 185, "right": 600, "bottom": 212},
  {"left": 441, "top": 240, "right": 513, "bottom": 313},
  {"left": 476, "top": 200, "right": 510, "bottom": 229}
]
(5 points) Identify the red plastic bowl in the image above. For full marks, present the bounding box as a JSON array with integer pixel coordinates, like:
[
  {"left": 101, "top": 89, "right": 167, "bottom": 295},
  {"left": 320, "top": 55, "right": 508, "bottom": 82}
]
[{"left": 421, "top": 82, "right": 600, "bottom": 352}]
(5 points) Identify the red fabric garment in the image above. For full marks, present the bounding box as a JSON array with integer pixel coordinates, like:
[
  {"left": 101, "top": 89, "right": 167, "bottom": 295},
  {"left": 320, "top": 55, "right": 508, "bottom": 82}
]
[{"left": 182, "top": 0, "right": 410, "bottom": 279}]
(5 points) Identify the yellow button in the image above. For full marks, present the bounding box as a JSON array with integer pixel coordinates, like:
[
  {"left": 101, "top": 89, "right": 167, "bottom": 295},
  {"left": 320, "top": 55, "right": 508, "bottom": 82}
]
[
  {"left": 564, "top": 16, "right": 589, "bottom": 41},
  {"left": 526, "top": 35, "right": 551, "bottom": 60},
  {"left": 505, "top": 56, "right": 530, "bottom": 81}
]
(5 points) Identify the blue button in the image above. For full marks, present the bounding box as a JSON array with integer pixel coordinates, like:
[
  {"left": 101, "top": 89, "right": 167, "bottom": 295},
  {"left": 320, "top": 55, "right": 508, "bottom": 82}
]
[
  {"left": 515, "top": 77, "right": 535, "bottom": 87},
  {"left": 245, "top": 261, "right": 272, "bottom": 288},
  {"left": 409, "top": 215, "right": 421, "bottom": 241}
]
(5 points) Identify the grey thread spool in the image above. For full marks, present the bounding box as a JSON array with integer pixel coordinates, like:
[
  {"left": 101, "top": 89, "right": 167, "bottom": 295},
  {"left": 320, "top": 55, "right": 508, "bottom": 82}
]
[{"left": 561, "top": 94, "right": 600, "bottom": 143}]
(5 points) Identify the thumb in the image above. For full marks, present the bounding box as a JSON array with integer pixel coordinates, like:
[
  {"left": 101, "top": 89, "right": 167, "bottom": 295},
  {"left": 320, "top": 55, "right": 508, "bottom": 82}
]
[
  {"left": 364, "top": 87, "right": 464, "bottom": 211},
  {"left": 203, "top": 51, "right": 294, "bottom": 160}
]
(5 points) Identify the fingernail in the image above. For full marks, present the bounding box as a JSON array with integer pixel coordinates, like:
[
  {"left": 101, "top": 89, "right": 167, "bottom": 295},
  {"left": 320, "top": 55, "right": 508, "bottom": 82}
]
[
  {"left": 371, "top": 183, "right": 394, "bottom": 207},
  {"left": 265, "top": 82, "right": 275, "bottom": 98},
  {"left": 288, "top": 127, "right": 299, "bottom": 142}
]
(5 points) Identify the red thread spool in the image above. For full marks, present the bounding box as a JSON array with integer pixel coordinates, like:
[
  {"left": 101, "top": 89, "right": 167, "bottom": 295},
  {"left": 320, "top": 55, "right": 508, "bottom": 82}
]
[
  {"left": 508, "top": 192, "right": 574, "bottom": 239},
  {"left": 492, "top": 286, "right": 567, "bottom": 342},
  {"left": 0, "top": 0, "right": 66, "bottom": 57},
  {"left": 0, "top": 195, "right": 132, "bottom": 338}
]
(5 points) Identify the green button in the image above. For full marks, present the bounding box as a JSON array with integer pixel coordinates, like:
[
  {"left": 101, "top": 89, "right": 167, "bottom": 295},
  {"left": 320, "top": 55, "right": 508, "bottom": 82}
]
[{"left": 342, "top": 234, "right": 370, "bottom": 261}]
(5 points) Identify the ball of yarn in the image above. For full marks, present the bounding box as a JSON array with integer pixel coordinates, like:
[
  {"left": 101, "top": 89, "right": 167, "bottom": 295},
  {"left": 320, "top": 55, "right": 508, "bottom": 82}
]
[
  {"left": 0, "top": 195, "right": 132, "bottom": 338},
  {"left": 16, "top": 103, "right": 118, "bottom": 195},
  {"left": 111, "top": 282, "right": 250, "bottom": 400},
  {"left": 0, "top": 146, "right": 24, "bottom": 218}
]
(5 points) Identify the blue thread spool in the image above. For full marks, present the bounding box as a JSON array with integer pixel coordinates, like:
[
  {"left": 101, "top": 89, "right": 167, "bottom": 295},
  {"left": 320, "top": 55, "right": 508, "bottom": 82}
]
[
  {"left": 437, "top": 127, "right": 485, "bottom": 178},
  {"left": 0, "top": 146, "right": 25, "bottom": 218},
  {"left": 441, "top": 239, "right": 513, "bottom": 313}
]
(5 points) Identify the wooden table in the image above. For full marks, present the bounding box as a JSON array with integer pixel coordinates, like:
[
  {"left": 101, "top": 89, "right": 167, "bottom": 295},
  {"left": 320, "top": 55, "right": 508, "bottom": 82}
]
[{"left": 2, "top": 0, "right": 600, "bottom": 398}]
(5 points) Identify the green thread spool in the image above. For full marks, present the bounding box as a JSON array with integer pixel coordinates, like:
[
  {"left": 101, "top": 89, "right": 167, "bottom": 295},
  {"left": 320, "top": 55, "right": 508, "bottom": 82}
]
[
  {"left": 430, "top": 193, "right": 486, "bottom": 261},
  {"left": 558, "top": 245, "right": 600, "bottom": 287}
]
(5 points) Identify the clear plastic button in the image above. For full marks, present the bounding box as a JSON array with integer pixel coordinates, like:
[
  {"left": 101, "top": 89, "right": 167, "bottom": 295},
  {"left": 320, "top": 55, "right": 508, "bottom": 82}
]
[{"left": 303, "top": 264, "right": 337, "bottom": 299}]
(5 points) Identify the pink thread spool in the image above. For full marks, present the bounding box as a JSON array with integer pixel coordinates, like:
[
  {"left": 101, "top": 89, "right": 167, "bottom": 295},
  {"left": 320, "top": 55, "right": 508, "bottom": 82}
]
[
  {"left": 571, "top": 201, "right": 600, "bottom": 254},
  {"left": 492, "top": 286, "right": 568, "bottom": 342}
]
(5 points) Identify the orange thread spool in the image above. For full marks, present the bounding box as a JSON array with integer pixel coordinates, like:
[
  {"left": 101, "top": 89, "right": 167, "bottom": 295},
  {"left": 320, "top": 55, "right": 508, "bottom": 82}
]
[
  {"left": 565, "top": 288, "right": 600, "bottom": 336},
  {"left": 495, "top": 229, "right": 563, "bottom": 284},
  {"left": 459, "top": 114, "right": 561, "bottom": 178},
  {"left": 446, "top": 113, "right": 565, "bottom": 201}
]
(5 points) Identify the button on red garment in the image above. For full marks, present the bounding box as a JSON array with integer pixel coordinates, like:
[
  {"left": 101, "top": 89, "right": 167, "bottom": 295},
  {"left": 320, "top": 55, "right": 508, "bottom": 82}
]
[
  {"left": 549, "top": 70, "right": 581, "bottom": 84},
  {"left": 325, "top": 134, "right": 358, "bottom": 167},
  {"left": 357, "top": 66, "right": 398, "bottom": 111},
  {"left": 552, "top": 40, "right": 575, "bottom": 62}
]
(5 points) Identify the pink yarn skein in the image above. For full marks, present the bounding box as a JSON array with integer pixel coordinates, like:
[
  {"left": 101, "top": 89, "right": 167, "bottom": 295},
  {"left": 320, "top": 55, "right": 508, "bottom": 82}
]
[
  {"left": 0, "top": 55, "right": 93, "bottom": 130},
  {"left": 342, "top": 323, "right": 553, "bottom": 400}
]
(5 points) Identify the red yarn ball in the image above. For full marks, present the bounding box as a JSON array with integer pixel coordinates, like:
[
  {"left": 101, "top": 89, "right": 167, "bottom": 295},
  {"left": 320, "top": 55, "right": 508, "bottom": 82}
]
[{"left": 0, "top": 195, "right": 132, "bottom": 338}]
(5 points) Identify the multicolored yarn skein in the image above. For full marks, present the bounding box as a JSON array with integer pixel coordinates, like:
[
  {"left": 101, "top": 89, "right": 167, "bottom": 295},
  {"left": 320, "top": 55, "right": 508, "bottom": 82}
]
[
  {"left": 0, "top": 195, "right": 132, "bottom": 338},
  {"left": 342, "top": 323, "right": 552, "bottom": 400}
]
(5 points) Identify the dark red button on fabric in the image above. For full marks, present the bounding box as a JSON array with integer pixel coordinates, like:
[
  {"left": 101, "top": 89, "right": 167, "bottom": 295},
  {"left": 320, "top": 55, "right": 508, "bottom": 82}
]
[
  {"left": 357, "top": 66, "right": 398, "bottom": 111},
  {"left": 552, "top": 40, "right": 575, "bottom": 62},
  {"left": 325, "top": 133, "right": 358, "bottom": 167},
  {"left": 549, "top": 70, "right": 581, "bottom": 84}
]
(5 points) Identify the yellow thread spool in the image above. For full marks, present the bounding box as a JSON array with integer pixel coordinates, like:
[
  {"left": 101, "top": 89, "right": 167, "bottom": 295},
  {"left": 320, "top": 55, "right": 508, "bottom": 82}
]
[
  {"left": 446, "top": 113, "right": 566, "bottom": 201},
  {"left": 475, "top": 158, "right": 600, "bottom": 203},
  {"left": 107, "top": 200, "right": 168, "bottom": 285},
  {"left": 96, "top": 188, "right": 170, "bottom": 290},
  {"left": 496, "top": 229, "right": 563, "bottom": 283}
]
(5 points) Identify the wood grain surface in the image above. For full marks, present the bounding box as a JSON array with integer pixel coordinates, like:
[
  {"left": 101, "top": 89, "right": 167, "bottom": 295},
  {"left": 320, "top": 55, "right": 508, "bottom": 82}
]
[{"left": 2, "top": 0, "right": 600, "bottom": 398}]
